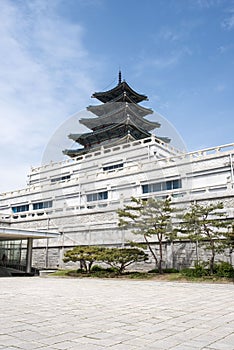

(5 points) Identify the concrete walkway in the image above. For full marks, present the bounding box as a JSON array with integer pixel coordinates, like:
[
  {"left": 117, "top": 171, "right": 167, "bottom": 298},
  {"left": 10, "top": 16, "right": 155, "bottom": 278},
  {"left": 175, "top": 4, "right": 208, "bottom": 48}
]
[{"left": 0, "top": 277, "right": 233, "bottom": 350}]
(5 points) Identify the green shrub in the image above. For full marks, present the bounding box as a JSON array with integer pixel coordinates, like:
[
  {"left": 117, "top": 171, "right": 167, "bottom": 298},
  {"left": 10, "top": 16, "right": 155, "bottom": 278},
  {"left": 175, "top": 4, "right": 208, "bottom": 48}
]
[
  {"left": 164, "top": 268, "right": 179, "bottom": 273},
  {"left": 214, "top": 261, "right": 234, "bottom": 278},
  {"left": 123, "top": 271, "right": 152, "bottom": 279},
  {"left": 148, "top": 268, "right": 179, "bottom": 274},
  {"left": 148, "top": 268, "right": 159, "bottom": 273},
  {"left": 105, "top": 267, "right": 118, "bottom": 273},
  {"left": 91, "top": 265, "right": 105, "bottom": 272},
  {"left": 91, "top": 265, "right": 118, "bottom": 274},
  {"left": 181, "top": 262, "right": 209, "bottom": 278}
]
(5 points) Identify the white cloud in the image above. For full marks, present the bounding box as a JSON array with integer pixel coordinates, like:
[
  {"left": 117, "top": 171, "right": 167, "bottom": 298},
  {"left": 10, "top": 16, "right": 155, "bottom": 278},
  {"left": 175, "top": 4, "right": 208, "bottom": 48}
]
[
  {"left": 135, "top": 46, "right": 192, "bottom": 74},
  {"left": 218, "top": 45, "right": 227, "bottom": 54},
  {"left": 215, "top": 84, "right": 226, "bottom": 92},
  {"left": 150, "top": 56, "right": 179, "bottom": 69},
  {"left": 151, "top": 95, "right": 170, "bottom": 111},
  {"left": 0, "top": 0, "right": 100, "bottom": 192},
  {"left": 158, "top": 28, "right": 181, "bottom": 42},
  {"left": 193, "top": 0, "right": 223, "bottom": 9},
  {"left": 222, "top": 8, "right": 234, "bottom": 30}
]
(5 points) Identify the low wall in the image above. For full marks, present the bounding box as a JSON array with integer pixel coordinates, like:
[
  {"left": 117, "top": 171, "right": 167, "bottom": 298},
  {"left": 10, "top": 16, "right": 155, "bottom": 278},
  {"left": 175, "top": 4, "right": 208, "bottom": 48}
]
[{"left": 30, "top": 240, "right": 233, "bottom": 271}]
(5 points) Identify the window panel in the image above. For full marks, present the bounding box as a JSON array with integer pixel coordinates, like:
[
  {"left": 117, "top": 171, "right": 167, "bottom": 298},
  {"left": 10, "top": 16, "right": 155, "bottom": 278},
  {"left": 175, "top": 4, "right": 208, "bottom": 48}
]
[
  {"left": 153, "top": 183, "right": 162, "bottom": 192},
  {"left": 173, "top": 179, "right": 182, "bottom": 189},
  {"left": 142, "top": 185, "right": 149, "bottom": 194},
  {"left": 166, "top": 181, "right": 172, "bottom": 190},
  {"left": 103, "top": 163, "right": 123, "bottom": 171},
  {"left": 51, "top": 175, "right": 70, "bottom": 183},
  {"left": 142, "top": 179, "right": 182, "bottom": 194},
  {"left": 12, "top": 205, "right": 29, "bottom": 213},
  {"left": 87, "top": 191, "right": 108, "bottom": 202},
  {"left": 33, "top": 201, "right": 52, "bottom": 210}
]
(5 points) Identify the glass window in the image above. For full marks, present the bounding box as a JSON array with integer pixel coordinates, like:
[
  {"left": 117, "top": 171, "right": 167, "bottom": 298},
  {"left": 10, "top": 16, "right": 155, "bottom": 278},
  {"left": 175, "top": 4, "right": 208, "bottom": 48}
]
[
  {"left": 103, "top": 163, "right": 123, "bottom": 171},
  {"left": 87, "top": 191, "right": 108, "bottom": 202},
  {"left": 33, "top": 201, "right": 52, "bottom": 210},
  {"left": 153, "top": 183, "right": 162, "bottom": 192},
  {"left": 173, "top": 179, "right": 182, "bottom": 189},
  {"left": 142, "top": 185, "right": 149, "bottom": 194},
  {"left": 51, "top": 175, "right": 70, "bottom": 183},
  {"left": 142, "top": 179, "right": 182, "bottom": 194},
  {"left": 12, "top": 205, "right": 29, "bottom": 213},
  {"left": 166, "top": 181, "right": 172, "bottom": 190}
]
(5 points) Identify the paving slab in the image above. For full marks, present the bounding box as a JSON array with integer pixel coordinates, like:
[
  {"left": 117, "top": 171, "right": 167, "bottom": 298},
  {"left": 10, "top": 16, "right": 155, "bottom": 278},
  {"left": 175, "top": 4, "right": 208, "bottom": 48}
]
[{"left": 0, "top": 277, "right": 233, "bottom": 350}]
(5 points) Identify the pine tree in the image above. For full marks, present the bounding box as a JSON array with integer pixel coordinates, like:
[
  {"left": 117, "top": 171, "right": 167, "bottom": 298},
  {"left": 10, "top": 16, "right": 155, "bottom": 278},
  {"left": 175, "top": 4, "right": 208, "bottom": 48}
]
[
  {"left": 63, "top": 246, "right": 105, "bottom": 273},
  {"left": 63, "top": 245, "right": 148, "bottom": 274},
  {"left": 100, "top": 248, "right": 148, "bottom": 274},
  {"left": 118, "top": 197, "right": 176, "bottom": 273},
  {"left": 180, "top": 202, "right": 233, "bottom": 274}
]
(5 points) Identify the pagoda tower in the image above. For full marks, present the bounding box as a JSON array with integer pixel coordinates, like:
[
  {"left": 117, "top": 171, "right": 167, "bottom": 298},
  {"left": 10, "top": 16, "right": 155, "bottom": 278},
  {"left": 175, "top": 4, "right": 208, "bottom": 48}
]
[{"left": 63, "top": 72, "right": 170, "bottom": 158}]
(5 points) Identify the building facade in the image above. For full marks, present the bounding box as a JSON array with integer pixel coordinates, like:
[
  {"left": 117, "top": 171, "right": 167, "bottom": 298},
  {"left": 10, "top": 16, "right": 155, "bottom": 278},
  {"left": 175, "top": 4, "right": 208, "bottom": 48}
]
[{"left": 1, "top": 75, "right": 234, "bottom": 269}]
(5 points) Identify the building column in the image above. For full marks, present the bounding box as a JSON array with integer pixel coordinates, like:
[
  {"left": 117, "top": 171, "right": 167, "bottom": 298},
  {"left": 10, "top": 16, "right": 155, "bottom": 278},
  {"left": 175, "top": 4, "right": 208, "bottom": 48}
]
[{"left": 26, "top": 238, "right": 33, "bottom": 274}]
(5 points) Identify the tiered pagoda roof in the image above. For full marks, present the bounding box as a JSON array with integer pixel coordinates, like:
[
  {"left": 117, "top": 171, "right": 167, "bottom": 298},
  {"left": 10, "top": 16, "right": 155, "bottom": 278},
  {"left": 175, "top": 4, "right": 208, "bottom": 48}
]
[
  {"left": 92, "top": 81, "right": 148, "bottom": 103},
  {"left": 63, "top": 72, "right": 170, "bottom": 157},
  {"left": 80, "top": 103, "right": 159, "bottom": 131}
]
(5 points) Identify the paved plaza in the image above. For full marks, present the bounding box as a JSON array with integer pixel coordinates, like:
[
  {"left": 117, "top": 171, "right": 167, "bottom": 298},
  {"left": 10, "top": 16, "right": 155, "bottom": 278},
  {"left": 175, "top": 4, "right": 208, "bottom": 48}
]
[{"left": 0, "top": 277, "right": 233, "bottom": 350}]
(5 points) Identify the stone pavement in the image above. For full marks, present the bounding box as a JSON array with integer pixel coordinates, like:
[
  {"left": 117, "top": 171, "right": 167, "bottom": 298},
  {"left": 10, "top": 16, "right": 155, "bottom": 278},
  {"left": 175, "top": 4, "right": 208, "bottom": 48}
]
[{"left": 0, "top": 277, "right": 233, "bottom": 350}]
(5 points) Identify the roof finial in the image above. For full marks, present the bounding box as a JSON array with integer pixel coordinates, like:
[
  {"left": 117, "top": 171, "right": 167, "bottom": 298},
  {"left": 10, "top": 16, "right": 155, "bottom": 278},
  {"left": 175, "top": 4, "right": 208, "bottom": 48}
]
[{"left": 118, "top": 70, "right": 122, "bottom": 85}]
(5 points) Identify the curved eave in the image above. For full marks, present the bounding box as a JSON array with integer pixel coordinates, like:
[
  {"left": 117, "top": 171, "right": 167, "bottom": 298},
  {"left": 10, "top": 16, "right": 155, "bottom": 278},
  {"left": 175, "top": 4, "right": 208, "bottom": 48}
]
[
  {"left": 101, "top": 91, "right": 148, "bottom": 104},
  {"left": 63, "top": 148, "right": 86, "bottom": 157},
  {"left": 73, "top": 123, "right": 151, "bottom": 147},
  {"left": 80, "top": 113, "right": 160, "bottom": 132},
  {"left": 92, "top": 81, "right": 148, "bottom": 103},
  {"left": 156, "top": 136, "right": 171, "bottom": 144},
  {"left": 63, "top": 134, "right": 138, "bottom": 158},
  {"left": 68, "top": 133, "right": 83, "bottom": 142},
  {"left": 87, "top": 101, "right": 153, "bottom": 117}
]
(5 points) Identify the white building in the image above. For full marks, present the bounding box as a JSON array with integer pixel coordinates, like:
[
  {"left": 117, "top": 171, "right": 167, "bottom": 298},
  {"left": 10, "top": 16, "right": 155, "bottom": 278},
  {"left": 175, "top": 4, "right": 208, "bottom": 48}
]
[{"left": 1, "top": 74, "right": 234, "bottom": 270}]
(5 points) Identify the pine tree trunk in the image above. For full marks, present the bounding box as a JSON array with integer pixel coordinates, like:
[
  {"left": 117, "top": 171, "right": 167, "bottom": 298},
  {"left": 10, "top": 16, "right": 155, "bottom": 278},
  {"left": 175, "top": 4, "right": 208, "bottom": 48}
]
[
  {"left": 159, "top": 240, "right": 163, "bottom": 274},
  {"left": 88, "top": 261, "right": 93, "bottom": 273},
  {"left": 144, "top": 235, "right": 158, "bottom": 270},
  {"left": 210, "top": 244, "right": 215, "bottom": 275}
]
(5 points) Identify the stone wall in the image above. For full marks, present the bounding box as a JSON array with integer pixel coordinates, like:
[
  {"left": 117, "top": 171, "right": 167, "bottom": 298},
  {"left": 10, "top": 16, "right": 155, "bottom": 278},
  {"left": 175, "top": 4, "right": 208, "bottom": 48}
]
[{"left": 30, "top": 239, "right": 233, "bottom": 271}]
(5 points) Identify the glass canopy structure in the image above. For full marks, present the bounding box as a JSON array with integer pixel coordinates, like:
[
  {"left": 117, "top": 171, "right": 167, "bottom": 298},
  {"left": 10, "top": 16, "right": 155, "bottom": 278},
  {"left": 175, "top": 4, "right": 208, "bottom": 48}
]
[{"left": 0, "top": 226, "right": 59, "bottom": 275}]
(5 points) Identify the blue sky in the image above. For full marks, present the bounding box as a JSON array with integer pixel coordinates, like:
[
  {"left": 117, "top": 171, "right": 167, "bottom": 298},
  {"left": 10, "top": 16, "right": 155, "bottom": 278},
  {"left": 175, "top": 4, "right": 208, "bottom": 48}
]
[{"left": 0, "top": 0, "right": 234, "bottom": 192}]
